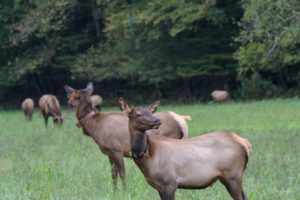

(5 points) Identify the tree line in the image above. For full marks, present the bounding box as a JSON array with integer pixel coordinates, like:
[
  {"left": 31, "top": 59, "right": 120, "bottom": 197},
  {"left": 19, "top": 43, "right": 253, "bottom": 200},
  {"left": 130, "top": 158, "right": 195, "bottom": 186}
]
[{"left": 0, "top": 0, "right": 299, "bottom": 105}]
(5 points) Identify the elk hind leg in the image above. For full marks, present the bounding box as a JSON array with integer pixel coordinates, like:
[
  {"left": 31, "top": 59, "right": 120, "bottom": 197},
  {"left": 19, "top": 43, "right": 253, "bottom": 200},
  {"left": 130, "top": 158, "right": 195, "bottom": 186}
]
[
  {"left": 159, "top": 185, "right": 176, "bottom": 200},
  {"left": 220, "top": 177, "right": 247, "bottom": 200}
]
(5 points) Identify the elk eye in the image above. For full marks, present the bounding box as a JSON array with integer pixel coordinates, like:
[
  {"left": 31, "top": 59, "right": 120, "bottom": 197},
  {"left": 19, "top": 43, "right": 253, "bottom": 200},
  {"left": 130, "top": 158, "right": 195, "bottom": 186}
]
[{"left": 136, "top": 113, "right": 142, "bottom": 117}]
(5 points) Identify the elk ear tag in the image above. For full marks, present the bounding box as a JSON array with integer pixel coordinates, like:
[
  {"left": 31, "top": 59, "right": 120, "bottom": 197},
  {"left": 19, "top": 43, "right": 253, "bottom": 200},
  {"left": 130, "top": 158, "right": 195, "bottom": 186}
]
[
  {"left": 148, "top": 101, "right": 160, "bottom": 113},
  {"left": 64, "top": 85, "right": 75, "bottom": 94}
]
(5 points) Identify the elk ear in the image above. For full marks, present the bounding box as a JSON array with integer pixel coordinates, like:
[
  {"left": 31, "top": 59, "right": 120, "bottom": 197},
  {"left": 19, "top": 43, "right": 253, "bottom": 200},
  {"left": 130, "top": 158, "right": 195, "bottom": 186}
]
[
  {"left": 148, "top": 100, "right": 160, "bottom": 113},
  {"left": 86, "top": 82, "right": 94, "bottom": 95},
  {"left": 119, "top": 97, "right": 131, "bottom": 114},
  {"left": 64, "top": 85, "right": 75, "bottom": 94}
]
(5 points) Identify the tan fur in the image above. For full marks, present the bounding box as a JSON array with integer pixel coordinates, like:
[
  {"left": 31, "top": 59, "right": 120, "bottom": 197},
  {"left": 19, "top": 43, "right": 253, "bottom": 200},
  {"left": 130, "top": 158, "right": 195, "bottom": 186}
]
[
  {"left": 230, "top": 132, "right": 252, "bottom": 156},
  {"left": 39, "top": 94, "right": 63, "bottom": 126},
  {"left": 181, "top": 115, "right": 192, "bottom": 121},
  {"left": 91, "top": 95, "right": 102, "bottom": 110},
  {"left": 167, "top": 111, "right": 189, "bottom": 138},
  {"left": 21, "top": 98, "right": 34, "bottom": 121},
  {"left": 126, "top": 103, "right": 251, "bottom": 200},
  {"left": 211, "top": 90, "right": 231, "bottom": 102}
]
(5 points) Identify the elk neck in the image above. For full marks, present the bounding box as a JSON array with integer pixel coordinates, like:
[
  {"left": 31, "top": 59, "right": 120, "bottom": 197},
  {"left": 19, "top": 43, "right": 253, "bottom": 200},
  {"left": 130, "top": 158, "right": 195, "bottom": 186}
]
[
  {"left": 76, "top": 95, "right": 95, "bottom": 123},
  {"left": 129, "top": 124, "right": 149, "bottom": 160}
]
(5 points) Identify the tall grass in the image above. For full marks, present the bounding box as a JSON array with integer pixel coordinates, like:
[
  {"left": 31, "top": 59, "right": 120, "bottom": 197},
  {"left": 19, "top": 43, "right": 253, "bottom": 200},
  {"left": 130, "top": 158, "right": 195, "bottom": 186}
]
[{"left": 0, "top": 99, "right": 299, "bottom": 199}]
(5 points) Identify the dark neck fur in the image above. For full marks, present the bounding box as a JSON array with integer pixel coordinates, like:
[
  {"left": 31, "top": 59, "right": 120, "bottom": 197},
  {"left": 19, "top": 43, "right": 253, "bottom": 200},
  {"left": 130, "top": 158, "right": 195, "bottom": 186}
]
[{"left": 130, "top": 127, "right": 149, "bottom": 159}]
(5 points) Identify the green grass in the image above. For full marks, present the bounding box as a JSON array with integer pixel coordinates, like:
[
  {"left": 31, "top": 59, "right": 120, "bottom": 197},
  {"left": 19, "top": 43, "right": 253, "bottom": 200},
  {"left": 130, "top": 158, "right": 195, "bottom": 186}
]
[{"left": 0, "top": 99, "right": 299, "bottom": 199}]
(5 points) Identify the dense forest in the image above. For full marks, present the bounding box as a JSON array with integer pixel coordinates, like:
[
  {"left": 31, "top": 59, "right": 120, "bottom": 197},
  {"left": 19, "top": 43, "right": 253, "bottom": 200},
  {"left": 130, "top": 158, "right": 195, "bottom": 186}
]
[{"left": 0, "top": 0, "right": 299, "bottom": 105}]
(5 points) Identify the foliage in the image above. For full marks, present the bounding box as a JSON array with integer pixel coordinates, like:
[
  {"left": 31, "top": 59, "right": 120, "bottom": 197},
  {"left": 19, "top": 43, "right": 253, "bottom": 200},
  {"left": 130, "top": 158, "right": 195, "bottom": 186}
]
[
  {"left": 0, "top": 0, "right": 300, "bottom": 103},
  {"left": 235, "top": 0, "right": 300, "bottom": 93},
  {"left": 73, "top": 0, "right": 242, "bottom": 84}
]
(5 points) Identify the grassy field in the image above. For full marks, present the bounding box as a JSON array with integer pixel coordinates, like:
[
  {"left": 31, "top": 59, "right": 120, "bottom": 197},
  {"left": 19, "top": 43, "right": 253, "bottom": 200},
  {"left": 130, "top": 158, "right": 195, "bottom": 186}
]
[{"left": 0, "top": 99, "right": 299, "bottom": 200}]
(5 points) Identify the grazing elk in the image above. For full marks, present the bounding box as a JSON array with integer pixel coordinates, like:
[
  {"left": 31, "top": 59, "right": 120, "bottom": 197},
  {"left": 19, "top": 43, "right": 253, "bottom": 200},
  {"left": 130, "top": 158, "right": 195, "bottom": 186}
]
[
  {"left": 39, "top": 94, "right": 63, "bottom": 126},
  {"left": 119, "top": 98, "right": 251, "bottom": 200},
  {"left": 21, "top": 98, "right": 34, "bottom": 121},
  {"left": 64, "top": 83, "right": 191, "bottom": 190},
  {"left": 91, "top": 94, "right": 103, "bottom": 111},
  {"left": 211, "top": 90, "right": 231, "bottom": 102}
]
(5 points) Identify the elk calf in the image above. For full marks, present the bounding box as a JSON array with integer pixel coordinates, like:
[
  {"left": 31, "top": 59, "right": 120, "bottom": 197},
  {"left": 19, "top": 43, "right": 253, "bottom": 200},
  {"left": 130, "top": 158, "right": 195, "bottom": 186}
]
[
  {"left": 211, "top": 90, "right": 231, "bottom": 102},
  {"left": 39, "top": 94, "right": 63, "bottom": 126},
  {"left": 64, "top": 83, "right": 191, "bottom": 190},
  {"left": 91, "top": 94, "right": 103, "bottom": 111},
  {"left": 21, "top": 98, "right": 34, "bottom": 121},
  {"left": 120, "top": 98, "right": 251, "bottom": 200}
]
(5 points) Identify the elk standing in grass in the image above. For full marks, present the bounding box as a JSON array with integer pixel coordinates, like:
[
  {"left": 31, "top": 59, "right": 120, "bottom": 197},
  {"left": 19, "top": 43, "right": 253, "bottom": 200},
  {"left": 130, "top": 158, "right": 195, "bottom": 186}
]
[
  {"left": 119, "top": 98, "right": 251, "bottom": 200},
  {"left": 211, "top": 90, "right": 231, "bottom": 102},
  {"left": 39, "top": 94, "right": 63, "bottom": 126},
  {"left": 64, "top": 83, "right": 191, "bottom": 190},
  {"left": 91, "top": 94, "right": 103, "bottom": 111},
  {"left": 21, "top": 98, "right": 34, "bottom": 121}
]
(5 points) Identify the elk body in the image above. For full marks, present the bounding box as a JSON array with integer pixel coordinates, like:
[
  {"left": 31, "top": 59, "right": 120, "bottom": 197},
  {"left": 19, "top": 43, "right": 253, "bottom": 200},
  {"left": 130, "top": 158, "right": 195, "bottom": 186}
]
[
  {"left": 119, "top": 98, "right": 251, "bottom": 200},
  {"left": 91, "top": 94, "right": 103, "bottom": 111},
  {"left": 21, "top": 98, "right": 34, "bottom": 121},
  {"left": 64, "top": 83, "right": 190, "bottom": 189},
  {"left": 211, "top": 90, "right": 231, "bottom": 102},
  {"left": 39, "top": 94, "right": 63, "bottom": 126}
]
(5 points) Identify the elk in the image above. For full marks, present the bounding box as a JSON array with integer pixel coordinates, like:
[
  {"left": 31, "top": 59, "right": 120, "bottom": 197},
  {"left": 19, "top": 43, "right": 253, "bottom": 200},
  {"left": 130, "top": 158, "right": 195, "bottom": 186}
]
[
  {"left": 39, "top": 94, "right": 63, "bottom": 126},
  {"left": 21, "top": 98, "right": 34, "bottom": 121},
  {"left": 119, "top": 98, "right": 251, "bottom": 200},
  {"left": 91, "top": 94, "right": 103, "bottom": 111},
  {"left": 64, "top": 83, "right": 191, "bottom": 190},
  {"left": 211, "top": 90, "right": 231, "bottom": 102}
]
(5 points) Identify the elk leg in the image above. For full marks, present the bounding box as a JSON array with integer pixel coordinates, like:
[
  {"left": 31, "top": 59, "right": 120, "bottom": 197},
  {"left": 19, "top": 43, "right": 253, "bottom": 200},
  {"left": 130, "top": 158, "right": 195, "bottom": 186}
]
[
  {"left": 159, "top": 186, "right": 176, "bottom": 200},
  {"left": 111, "top": 152, "right": 127, "bottom": 190},
  {"left": 28, "top": 113, "right": 32, "bottom": 121},
  {"left": 109, "top": 156, "right": 119, "bottom": 190},
  {"left": 220, "top": 177, "right": 245, "bottom": 200},
  {"left": 96, "top": 105, "right": 101, "bottom": 111},
  {"left": 42, "top": 111, "right": 48, "bottom": 126}
]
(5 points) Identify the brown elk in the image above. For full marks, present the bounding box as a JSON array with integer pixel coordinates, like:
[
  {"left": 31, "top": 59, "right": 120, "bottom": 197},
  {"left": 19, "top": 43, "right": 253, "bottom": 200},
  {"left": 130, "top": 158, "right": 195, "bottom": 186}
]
[
  {"left": 21, "top": 98, "right": 34, "bottom": 121},
  {"left": 39, "top": 94, "right": 63, "bottom": 126},
  {"left": 64, "top": 83, "right": 191, "bottom": 190},
  {"left": 211, "top": 90, "right": 231, "bottom": 102},
  {"left": 119, "top": 98, "right": 251, "bottom": 200},
  {"left": 91, "top": 94, "right": 103, "bottom": 111}
]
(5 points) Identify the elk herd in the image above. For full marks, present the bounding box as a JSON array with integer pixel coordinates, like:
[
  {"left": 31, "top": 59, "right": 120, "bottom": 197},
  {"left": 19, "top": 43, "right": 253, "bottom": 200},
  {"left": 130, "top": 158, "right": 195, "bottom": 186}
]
[{"left": 21, "top": 83, "right": 250, "bottom": 200}]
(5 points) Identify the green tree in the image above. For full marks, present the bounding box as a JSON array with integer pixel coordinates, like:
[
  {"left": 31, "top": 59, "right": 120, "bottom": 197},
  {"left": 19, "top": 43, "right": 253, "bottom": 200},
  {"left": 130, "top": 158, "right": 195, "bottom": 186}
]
[{"left": 235, "top": 0, "right": 300, "bottom": 98}]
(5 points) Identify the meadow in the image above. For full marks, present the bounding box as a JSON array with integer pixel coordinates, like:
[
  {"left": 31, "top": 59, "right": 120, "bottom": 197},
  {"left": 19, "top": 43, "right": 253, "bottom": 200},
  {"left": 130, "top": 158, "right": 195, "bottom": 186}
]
[{"left": 0, "top": 99, "right": 299, "bottom": 200}]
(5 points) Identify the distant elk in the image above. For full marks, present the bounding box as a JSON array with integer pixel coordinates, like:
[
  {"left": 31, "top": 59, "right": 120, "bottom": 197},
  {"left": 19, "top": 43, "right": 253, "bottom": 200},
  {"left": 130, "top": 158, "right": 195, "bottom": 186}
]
[
  {"left": 39, "top": 94, "right": 63, "bottom": 126},
  {"left": 91, "top": 94, "right": 103, "bottom": 111},
  {"left": 120, "top": 98, "right": 251, "bottom": 200},
  {"left": 21, "top": 98, "right": 34, "bottom": 121},
  {"left": 64, "top": 83, "right": 191, "bottom": 190},
  {"left": 211, "top": 90, "right": 231, "bottom": 102}
]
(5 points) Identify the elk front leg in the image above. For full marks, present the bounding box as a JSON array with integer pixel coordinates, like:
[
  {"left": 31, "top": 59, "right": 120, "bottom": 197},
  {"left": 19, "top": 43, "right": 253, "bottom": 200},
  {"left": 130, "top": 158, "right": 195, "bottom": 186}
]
[
  {"left": 111, "top": 152, "right": 127, "bottom": 190},
  {"left": 109, "top": 156, "right": 119, "bottom": 190}
]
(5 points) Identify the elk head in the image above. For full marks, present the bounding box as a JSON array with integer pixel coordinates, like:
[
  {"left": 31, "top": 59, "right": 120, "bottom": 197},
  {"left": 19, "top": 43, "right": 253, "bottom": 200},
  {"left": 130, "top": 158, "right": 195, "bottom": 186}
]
[
  {"left": 119, "top": 97, "right": 161, "bottom": 131},
  {"left": 64, "top": 82, "right": 93, "bottom": 108},
  {"left": 53, "top": 114, "right": 63, "bottom": 125}
]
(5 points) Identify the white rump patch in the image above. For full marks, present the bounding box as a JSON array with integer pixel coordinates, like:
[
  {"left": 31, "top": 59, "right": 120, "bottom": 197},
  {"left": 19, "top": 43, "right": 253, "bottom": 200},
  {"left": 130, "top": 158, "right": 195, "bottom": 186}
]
[{"left": 168, "top": 111, "right": 189, "bottom": 138}]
